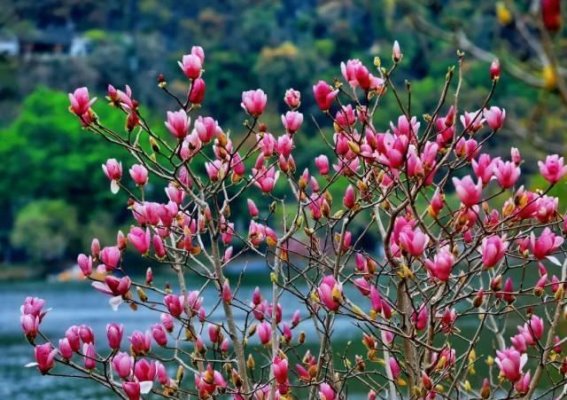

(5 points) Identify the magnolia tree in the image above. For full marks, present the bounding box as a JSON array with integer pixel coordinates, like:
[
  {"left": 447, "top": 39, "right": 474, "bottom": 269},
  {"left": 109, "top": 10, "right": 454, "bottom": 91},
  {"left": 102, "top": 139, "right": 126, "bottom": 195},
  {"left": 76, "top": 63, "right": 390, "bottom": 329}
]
[{"left": 20, "top": 42, "right": 567, "bottom": 400}]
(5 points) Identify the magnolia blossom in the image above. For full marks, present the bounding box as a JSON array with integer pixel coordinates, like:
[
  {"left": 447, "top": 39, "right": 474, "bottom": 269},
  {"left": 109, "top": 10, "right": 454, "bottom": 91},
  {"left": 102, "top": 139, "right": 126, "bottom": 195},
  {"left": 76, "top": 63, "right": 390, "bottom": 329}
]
[
  {"left": 425, "top": 245, "right": 454, "bottom": 281},
  {"left": 165, "top": 109, "right": 190, "bottom": 139},
  {"left": 68, "top": 87, "right": 96, "bottom": 116},
  {"left": 178, "top": 51, "right": 203, "bottom": 79},
  {"left": 483, "top": 106, "right": 506, "bottom": 131},
  {"left": 480, "top": 235, "right": 508, "bottom": 268},
  {"left": 284, "top": 88, "right": 301, "bottom": 109},
  {"left": 538, "top": 154, "right": 567, "bottom": 184},
  {"left": 241, "top": 89, "right": 267, "bottom": 117},
  {"left": 530, "top": 227, "right": 564, "bottom": 259},
  {"left": 495, "top": 348, "right": 527, "bottom": 382},
  {"left": 281, "top": 111, "right": 303, "bottom": 134},
  {"left": 313, "top": 80, "right": 338, "bottom": 111},
  {"left": 452, "top": 175, "right": 482, "bottom": 207},
  {"left": 30, "top": 343, "right": 57, "bottom": 375},
  {"left": 317, "top": 275, "right": 343, "bottom": 311}
]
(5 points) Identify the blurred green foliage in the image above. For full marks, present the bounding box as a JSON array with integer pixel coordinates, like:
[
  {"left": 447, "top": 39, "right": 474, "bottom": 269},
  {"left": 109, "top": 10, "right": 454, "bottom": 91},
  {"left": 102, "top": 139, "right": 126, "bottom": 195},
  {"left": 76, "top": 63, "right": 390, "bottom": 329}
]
[{"left": 11, "top": 199, "right": 78, "bottom": 263}]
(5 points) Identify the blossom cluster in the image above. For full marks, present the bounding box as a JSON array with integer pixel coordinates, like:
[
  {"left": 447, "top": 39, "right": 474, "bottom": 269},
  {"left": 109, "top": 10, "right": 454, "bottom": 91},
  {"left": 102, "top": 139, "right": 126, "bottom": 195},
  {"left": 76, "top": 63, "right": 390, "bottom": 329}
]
[{"left": 23, "top": 42, "right": 567, "bottom": 399}]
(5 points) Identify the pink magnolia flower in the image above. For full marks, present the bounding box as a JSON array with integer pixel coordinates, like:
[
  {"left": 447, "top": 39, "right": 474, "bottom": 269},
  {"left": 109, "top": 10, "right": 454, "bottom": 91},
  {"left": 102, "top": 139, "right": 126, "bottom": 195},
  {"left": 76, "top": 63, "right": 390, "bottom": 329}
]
[
  {"left": 390, "top": 115, "right": 420, "bottom": 139},
  {"left": 155, "top": 361, "right": 170, "bottom": 385},
  {"left": 222, "top": 280, "right": 232, "bottom": 304},
  {"left": 284, "top": 88, "right": 301, "bottom": 109},
  {"left": 428, "top": 188, "right": 445, "bottom": 217},
  {"left": 454, "top": 137, "right": 479, "bottom": 160},
  {"left": 292, "top": 310, "right": 301, "bottom": 327},
  {"left": 252, "top": 165, "right": 279, "bottom": 193},
  {"left": 165, "top": 109, "right": 190, "bottom": 139},
  {"left": 313, "top": 80, "right": 338, "bottom": 111},
  {"left": 91, "top": 238, "right": 101, "bottom": 258},
  {"left": 127, "top": 227, "right": 151, "bottom": 254},
  {"left": 398, "top": 227, "right": 429, "bottom": 257},
  {"left": 205, "top": 160, "right": 226, "bottom": 182},
  {"left": 493, "top": 159, "right": 520, "bottom": 189},
  {"left": 151, "top": 324, "right": 168, "bottom": 347},
  {"left": 258, "top": 133, "right": 276, "bottom": 156},
  {"left": 184, "top": 290, "right": 204, "bottom": 316},
  {"left": 100, "top": 246, "right": 121, "bottom": 271},
  {"left": 92, "top": 276, "right": 131, "bottom": 297},
  {"left": 165, "top": 183, "right": 185, "bottom": 205},
  {"left": 102, "top": 159, "right": 123, "bottom": 194},
  {"left": 319, "top": 383, "right": 336, "bottom": 400},
  {"left": 341, "top": 59, "right": 365, "bottom": 87},
  {"left": 483, "top": 106, "right": 506, "bottom": 131},
  {"left": 530, "top": 227, "right": 564, "bottom": 259},
  {"left": 188, "top": 78, "right": 206, "bottom": 104},
  {"left": 439, "top": 308, "right": 457, "bottom": 333},
  {"left": 152, "top": 235, "right": 166, "bottom": 259},
  {"left": 273, "top": 356, "right": 289, "bottom": 384},
  {"left": 388, "top": 357, "right": 401, "bottom": 380},
  {"left": 376, "top": 132, "right": 409, "bottom": 169},
  {"left": 501, "top": 277, "right": 516, "bottom": 304},
  {"left": 343, "top": 185, "right": 356, "bottom": 209},
  {"left": 241, "top": 89, "right": 267, "bottom": 117},
  {"left": 392, "top": 40, "right": 402, "bottom": 62},
  {"left": 129, "top": 164, "right": 148, "bottom": 186},
  {"left": 161, "top": 313, "right": 174, "bottom": 332},
  {"left": 194, "top": 116, "right": 220, "bottom": 143},
  {"left": 535, "top": 195, "right": 558, "bottom": 223},
  {"left": 490, "top": 58, "right": 501, "bottom": 80},
  {"left": 106, "top": 323, "right": 124, "bottom": 350},
  {"left": 257, "top": 321, "right": 272, "bottom": 345},
  {"left": 335, "top": 105, "right": 357, "bottom": 128},
  {"left": 195, "top": 365, "right": 227, "bottom": 398},
  {"left": 65, "top": 326, "right": 81, "bottom": 352},
  {"left": 77, "top": 253, "right": 93, "bottom": 276},
  {"left": 527, "top": 315, "right": 544, "bottom": 340},
  {"left": 452, "top": 175, "right": 482, "bottom": 207},
  {"left": 20, "top": 314, "right": 39, "bottom": 340},
  {"left": 515, "top": 371, "right": 531, "bottom": 394},
  {"left": 425, "top": 245, "right": 454, "bottom": 281},
  {"left": 163, "top": 294, "right": 183, "bottom": 317},
  {"left": 102, "top": 158, "right": 123, "bottom": 181},
  {"left": 480, "top": 235, "right": 509, "bottom": 269},
  {"left": 129, "top": 330, "right": 152, "bottom": 355},
  {"left": 538, "top": 154, "right": 567, "bottom": 184},
  {"left": 32, "top": 343, "right": 57, "bottom": 374},
  {"left": 68, "top": 87, "right": 96, "bottom": 116},
  {"left": 79, "top": 324, "right": 95, "bottom": 344},
  {"left": 317, "top": 275, "right": 343, "bottom": 311},
  {"left": 83, "top": 343, "right": 96, "bottom": 370},
  {"left": 511, "top": 147, "right": 522, "bottom": 165},
  {"left": 315, "top": 155, "right": 330, "bottom": 175},
  {"left": 208, "top": 324, "right": 221, "bottom": 344},
  {"left": 58, "top": 338, "right": 73, "bottom": 360},
  {"left": 281, "top": 111, "right": 303, "bottom": 134},
  {"left": 112, "top": 351, "right": 134, "bottom": 379},
  {"left": 276, "top": 134, "right": 294, "bottom": 158},
  {"left": 247, "top": 199, "right": 259, "bottom": 218},
  {"left": 495, "top": 347, "right": 527, "bottom": 382},
  {"left": 433, "top": 346, "right": 456, "bottom": 370},
  {"left": 472, "top": 154, "right": 496, "bottom": 184},
  {"left": 122, "top": 381, "right": 141, "bottom": 400},
  {"left": 134, "top": 358, "right": 156, "bottom": 382},
  {"left": 191, "top": 45, "right": 205, "bottom": 63},
  {"left": 460, "top": 110, "right": 484, "bottom": 133},
  {"left": 178, "top": 53, "right": 203, "bottom": 80},
  {"left": 412, "top": 304, "right": 429, "bottom": 331}
]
